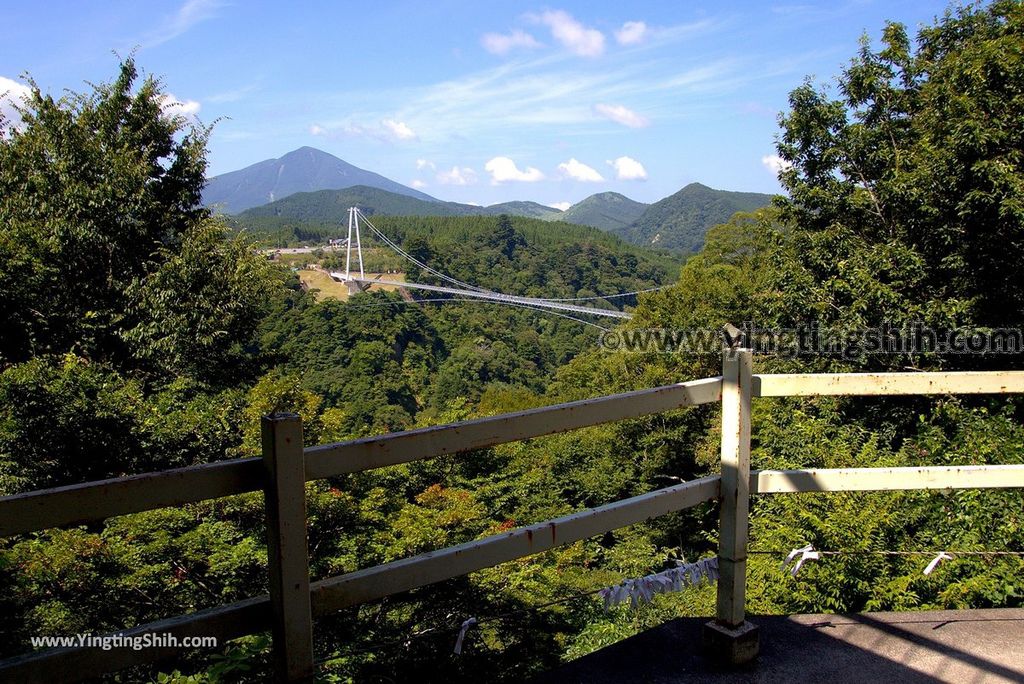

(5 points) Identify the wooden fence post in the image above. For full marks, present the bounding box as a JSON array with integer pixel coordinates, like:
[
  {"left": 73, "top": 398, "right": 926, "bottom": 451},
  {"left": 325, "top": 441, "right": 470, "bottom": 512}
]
[
  {"left": 262, "top": 413, "right": 315, "bottom": 682},
  {"left": 703, "top": 346, "right": 759, "bottom": 664}
]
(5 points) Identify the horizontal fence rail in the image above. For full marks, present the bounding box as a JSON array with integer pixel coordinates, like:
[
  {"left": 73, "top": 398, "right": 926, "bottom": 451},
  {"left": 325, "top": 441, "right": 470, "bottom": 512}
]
[
  {"left": 3, "top": 364, "right": 1024, "bottom": 682},
  {"left": 754, "top": 371, "right": 1024, "bottom": 397},
  {"left": 304, "top": 376, "right": 723, "bottom": 479},
  {"left": 311, "top": 475, "right": 721, "bottom": 614},
  {"left": 0, "top": 596, "right": 271, "bottom": 682},
  {"left": 751, "top": 464, "right": 1024, "bottom": 493},
  {"left": 0, "top": 458, "right": 264, "bottom": 538},
  {"left": 0, "top": 378, "right": 723, "bottom": 538}
]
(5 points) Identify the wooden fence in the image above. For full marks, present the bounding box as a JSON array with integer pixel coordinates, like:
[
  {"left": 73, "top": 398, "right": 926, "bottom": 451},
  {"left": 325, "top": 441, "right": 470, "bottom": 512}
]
[{"left": 2, "top": 351, "right": 1024, "bottom": 681}]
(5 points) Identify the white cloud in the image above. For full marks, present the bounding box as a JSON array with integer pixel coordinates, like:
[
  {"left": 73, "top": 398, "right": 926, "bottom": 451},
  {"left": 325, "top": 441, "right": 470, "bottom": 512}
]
[
  {"left": 416, "top": 158, "right": 436, "bottom": 171},
  {"left": 533, "top": 10, "right": 605, "bottom": 57},
  {"left": 411, "top": 179, "right": 428, "bottom": 189},
  {"left": 549, "top": 202, "right": 571, "bottom": 211},
  {"left": 0, "top": 76, "right": 31, "bottom": 131},
  {"left": 381, "top": 119, "right": 417, "bottom": 141},
  {"left": 484, "top": 157, "right": 545, "bottom": 184},
  {"left": 481, "top": 29, "right": 542, "bottom": 55},
  {"left": 615, "top": 21, "right": 648, "bottom": 45},
  {"left": 558, "top": 158, "right": 604, "bottom": 182},
  {"left": 437, "top": 166, "right": 478, "bottom": 186},
  {"left": 761, "top": 154, "right": 793, "bottom": 174},
  {"left": 608, "top": 156, "right": 648, "bottom": 180},
  {"left": 593, "top": 103, "right": 649, "bottom": 128},
  {"left": 318, "top": 119, "right": 418, "bottom": 143},
  {"left": 296, "top": 29, "right": 747, "bottom": 148},
  {"left": 160, "top": 93, "right": 201, "bottom": 118}
]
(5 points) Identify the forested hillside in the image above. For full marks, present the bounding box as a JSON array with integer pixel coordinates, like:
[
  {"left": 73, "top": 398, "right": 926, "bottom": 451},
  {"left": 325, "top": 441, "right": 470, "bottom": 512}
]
[
  {"left": 228, "top": 176, "right": 765, "bottom": 252},
  {"left": 1, "top": 3, "right": 1022, "bottom": 683},
  {"left": 230, "top": 185, "right": 569, "bottom": 235},
  {"left": 560, "top": 191, "right": 649, "bottom": 231},
  {"left": 613, "top": 182, "right": 773, "bottom": 252}
]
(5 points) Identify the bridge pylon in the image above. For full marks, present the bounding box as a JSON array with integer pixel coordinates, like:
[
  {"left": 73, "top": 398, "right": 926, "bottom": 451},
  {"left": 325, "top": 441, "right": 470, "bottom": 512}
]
[{"left": 343, "top": 206, "right": 365, "bottom": 280}]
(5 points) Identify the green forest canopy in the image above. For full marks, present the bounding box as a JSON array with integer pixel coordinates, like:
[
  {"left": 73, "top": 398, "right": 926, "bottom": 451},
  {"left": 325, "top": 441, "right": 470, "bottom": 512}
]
[{"left": 1, "top": 2, "right": 1022, "bottom": 681}]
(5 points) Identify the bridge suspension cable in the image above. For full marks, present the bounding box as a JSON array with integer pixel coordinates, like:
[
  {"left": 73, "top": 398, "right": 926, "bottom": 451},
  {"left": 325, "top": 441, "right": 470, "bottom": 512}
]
[{"left": 331, "top": 207, "right": 639, "bottom": 320}]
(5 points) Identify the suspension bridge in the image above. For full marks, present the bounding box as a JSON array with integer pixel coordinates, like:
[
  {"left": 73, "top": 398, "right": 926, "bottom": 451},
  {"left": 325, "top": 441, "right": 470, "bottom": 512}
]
[{"left": 328, "top": 207, "right": 646, "bottom": 322}]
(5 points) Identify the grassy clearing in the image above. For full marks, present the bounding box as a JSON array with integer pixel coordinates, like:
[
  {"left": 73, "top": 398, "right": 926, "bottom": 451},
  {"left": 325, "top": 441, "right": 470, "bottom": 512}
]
[{"left": 297, "top": 269, "right": 406, "bottom": 301}]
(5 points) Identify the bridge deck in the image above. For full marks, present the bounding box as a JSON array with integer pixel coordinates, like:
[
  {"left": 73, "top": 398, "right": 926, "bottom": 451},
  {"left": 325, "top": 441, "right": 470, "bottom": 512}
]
[
  {"left": 532, "top": 608, "right": 1024, "bottom": 683},
  {"left": 330, "top": 273, "right": 633, "bottom": 319}
]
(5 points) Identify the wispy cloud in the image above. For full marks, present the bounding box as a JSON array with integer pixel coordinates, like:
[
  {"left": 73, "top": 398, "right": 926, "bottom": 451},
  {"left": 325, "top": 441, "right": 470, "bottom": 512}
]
[
  {"left": 558, "top": 158, "right": 604, "bottom": 182},
  {"left": 593, "top": 103, "right": 649, "bottom": 128},
  {"left": 207, "top": 84, "right": 258, "bottom": 104},
  {"left": 615, "top": 21, "right": 649, "bottom": 46},
  {"left": 416, "top": 159, "right": 436, "bottom": 171},
  {"left": 142, "top": 0, "right": 223, "bottom": 48},
  {"left": 485, "top": 157, "right": 544, "bottom": 184},
  {"left": 608, "top": 156, "right": 648, "bottom": 180},
  {"left": 530, "top": 10, "right": 605, "bottom": 57},
  {"left": 411, "top": 179, "right": 428, "bottom": 189},
  {"left": 311, "top": 119, "right": 418, "bottom": 143},
  {"left": 549, "top": 201, "right": 571, "bottom": 211},
  {"left": 296, "top": 16, "right": 798, "bottom": 157},
  {"left": 481, "top": 29, "right": 542, "bottom": 56}
]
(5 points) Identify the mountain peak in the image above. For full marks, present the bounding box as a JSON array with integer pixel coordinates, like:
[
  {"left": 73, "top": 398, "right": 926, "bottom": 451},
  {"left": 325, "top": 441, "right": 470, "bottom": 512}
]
[
  {"left": 203, "top": 147, "right": 437, "bottom": 214},
  {"left": 559, "top": 192, "right": 648, "bottom": 232},
  {"left": 614, "top": 183, "right": 774, "bottom": 252}
]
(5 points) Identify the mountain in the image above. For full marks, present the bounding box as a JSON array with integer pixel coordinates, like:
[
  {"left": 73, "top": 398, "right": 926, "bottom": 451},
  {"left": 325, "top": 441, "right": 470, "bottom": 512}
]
[
  {"left": 237, "top": 186, "right": 467, "bottom": 222},
  {"left": 229, "top": 175, "right": 774, "bottom": 252},
  {"left": 202, "top": 147, "right": 437, "bottom": 214},
  {"left": 559, "top": 192, "right": 649, "bottom": 232},
  {"left": 614, "top": 183, "right": 774, "bottom": 252},
  {"left": 234, "top": 185, "right": 572, "bottom": 224},
  {"left": 481, "top": 201, "right": 563, "bottom": 220}
]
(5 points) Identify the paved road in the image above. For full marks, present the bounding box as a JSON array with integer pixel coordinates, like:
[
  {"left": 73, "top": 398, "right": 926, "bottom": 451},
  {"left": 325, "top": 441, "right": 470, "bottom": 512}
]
[
  {"left": 531, "top": 609, "right": 1024, "bottom": 683},
  {"left": 263, "top": 245, "right": 343, "bottom": 255}
]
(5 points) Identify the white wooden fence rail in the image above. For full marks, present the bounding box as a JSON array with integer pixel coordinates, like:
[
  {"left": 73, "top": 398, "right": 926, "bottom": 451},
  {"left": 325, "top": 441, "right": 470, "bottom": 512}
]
[{"left": 2, "top": 355, "right": 1023, "bottom": 682}]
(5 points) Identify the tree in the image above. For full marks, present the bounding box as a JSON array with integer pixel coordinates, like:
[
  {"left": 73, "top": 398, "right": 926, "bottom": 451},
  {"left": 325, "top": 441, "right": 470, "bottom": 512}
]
[
  {"left": 774, "top": 1, "right": 1024, "bottom": 337},
  {"left": 488, "top": 214, "right": 525, "bottom": 259},
  {"left": 0, "top": 58, "right": 211, "bottom": 366},
  {"left": 0, "top": 57, "right": 281, "bottom": 387}
]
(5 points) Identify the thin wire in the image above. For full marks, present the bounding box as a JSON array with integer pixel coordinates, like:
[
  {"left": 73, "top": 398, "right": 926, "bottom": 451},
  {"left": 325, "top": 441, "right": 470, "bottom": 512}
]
[
  {"left": 342, "top": 293, "right": 611, "bottom": 331},
  {"left": 315, "top": 586, "right": 608, "bottom": 666},
  {"left": 539, "top": 284, "right": 673, "bottom": 302},
  {"left": 315, "top": 547, "right": 1024, "bottom": 667},
  {"left": 357, "top": 210, "right": 489, "bottom": 293},
  {"left": 494, "top": 299, "right": 612, "bottom": 331},
  {"left": 749, "top": 550, "right": 1024, "bottom": 556},
  {"left": 355, "top": 208, "right": 656, "bottom": 309}
]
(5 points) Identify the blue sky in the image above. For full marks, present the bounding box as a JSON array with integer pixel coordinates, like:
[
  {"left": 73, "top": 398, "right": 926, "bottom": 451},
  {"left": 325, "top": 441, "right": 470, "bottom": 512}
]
[{"left": 2, "top": 0, "right": 953, "bottom": 207}]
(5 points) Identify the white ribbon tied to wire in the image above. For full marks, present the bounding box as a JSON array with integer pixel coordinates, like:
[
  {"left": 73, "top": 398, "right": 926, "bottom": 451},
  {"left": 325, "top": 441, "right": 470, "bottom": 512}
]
[
  {"left": 782, "top": 544, "right": 821, "bottom": 577},
  {"left": 923, "top": 552, "right": 953, "bottom": 575},
  {"left": 453, "top": 617, "right": 477, "bottom": 655},
  {"left": 599, "top": 557, "right": 719, "bottom": 610}
]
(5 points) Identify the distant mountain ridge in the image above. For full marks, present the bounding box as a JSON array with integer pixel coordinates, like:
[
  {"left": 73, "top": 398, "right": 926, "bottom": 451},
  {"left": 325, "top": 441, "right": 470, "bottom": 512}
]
[
  {"left": 236, "top": 186, "right": 566, "bottom": 223},
  {"left": 613, "top": 183, "right": 774, "bottom": 252},
  {"left": 215, "top": 148, "right": 776, "bottom": 252},
  {"left": 560, "top": 192, "right": 648, "bottom": 232},
  {"left": 203, "top": 147, "right": 436, "bottom": 214}
]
